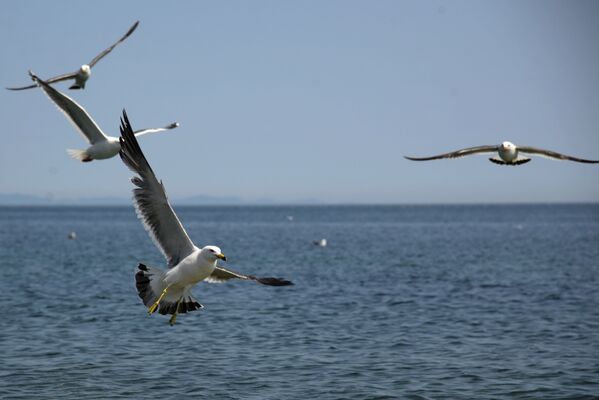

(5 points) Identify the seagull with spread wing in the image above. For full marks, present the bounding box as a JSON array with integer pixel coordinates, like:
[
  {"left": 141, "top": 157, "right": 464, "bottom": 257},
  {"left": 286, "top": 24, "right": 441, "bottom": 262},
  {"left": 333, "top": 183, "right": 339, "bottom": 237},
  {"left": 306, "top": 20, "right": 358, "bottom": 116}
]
[
  {"left": 29, "top": 71, "right": 178, "bottom": 162},
  {"left": 405, "top": 141, "right": 599, "bottom": 166},
  {"left": 118, "top": 110, "right": 293, "bottom": 326},
  {"left": 7, "top": 21, "right": 139, "bottom": 91}
]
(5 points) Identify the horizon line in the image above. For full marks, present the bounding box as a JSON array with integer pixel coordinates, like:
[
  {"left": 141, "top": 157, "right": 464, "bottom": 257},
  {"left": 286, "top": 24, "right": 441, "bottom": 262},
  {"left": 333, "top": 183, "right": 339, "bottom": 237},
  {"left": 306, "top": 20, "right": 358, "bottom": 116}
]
[{"left": 1, "top": 201, "right": 598, "bottom": 207}]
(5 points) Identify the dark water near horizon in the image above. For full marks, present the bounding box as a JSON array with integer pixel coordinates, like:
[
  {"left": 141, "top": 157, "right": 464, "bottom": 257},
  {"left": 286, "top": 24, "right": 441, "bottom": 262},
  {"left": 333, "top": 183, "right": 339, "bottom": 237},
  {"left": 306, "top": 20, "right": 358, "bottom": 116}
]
[{"left": 0, "top": 204, "right": 598, "bottom": 399}]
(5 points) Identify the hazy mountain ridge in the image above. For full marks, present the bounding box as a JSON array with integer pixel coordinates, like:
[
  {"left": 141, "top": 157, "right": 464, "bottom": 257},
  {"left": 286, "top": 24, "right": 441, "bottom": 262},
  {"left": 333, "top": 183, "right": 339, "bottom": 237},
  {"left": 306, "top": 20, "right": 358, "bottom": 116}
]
[{"left": 0, "top": 193, "right": 252, "bottom": 206}]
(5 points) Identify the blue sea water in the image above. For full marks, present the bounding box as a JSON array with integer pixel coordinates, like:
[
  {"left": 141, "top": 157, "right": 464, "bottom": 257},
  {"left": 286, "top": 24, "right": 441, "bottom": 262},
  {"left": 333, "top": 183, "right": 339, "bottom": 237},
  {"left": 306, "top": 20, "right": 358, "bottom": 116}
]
[{"left": 0, "top": 204, "right": 598, "bottom": 399}]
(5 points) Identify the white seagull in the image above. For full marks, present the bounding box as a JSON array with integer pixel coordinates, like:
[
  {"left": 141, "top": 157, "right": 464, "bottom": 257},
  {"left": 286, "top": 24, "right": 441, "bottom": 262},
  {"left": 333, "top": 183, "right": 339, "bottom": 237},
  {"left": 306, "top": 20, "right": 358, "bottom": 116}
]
[
  {"left": 7, "top": 21, "right": 139, "bottom": 91},
  {"left": 405, "top": 141, "right": 599, "bottom": 166},
  {"left": 312, "top": 239, "right": 327, "bottom": 247},
  {"left": 29, "top": 71, "right": 179, "bottom": 162},
  {"left": 118, "top": 110, "right": 293, "bottom": 326}
]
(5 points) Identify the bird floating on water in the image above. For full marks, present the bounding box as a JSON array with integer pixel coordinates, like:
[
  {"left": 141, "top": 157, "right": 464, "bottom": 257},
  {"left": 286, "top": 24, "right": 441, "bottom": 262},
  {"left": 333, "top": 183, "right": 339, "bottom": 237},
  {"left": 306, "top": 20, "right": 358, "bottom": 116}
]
[
  {"left": 405, "top": 141, "right": 599, "bottom": 166},
  {"left": 67, "top": 232, "right": 77, "bottom": 240},
  {"left": 313, "top": 239, "right": 327, "bottom": 247},
  {"left": 7, "top": 21, "right": 139, "bottom": 91},
  {"left": 29, "top": 71, "right": 179, "bottom": 162},
  {"left": 118, "top": 110, "right": 293, "bottom": 326}
]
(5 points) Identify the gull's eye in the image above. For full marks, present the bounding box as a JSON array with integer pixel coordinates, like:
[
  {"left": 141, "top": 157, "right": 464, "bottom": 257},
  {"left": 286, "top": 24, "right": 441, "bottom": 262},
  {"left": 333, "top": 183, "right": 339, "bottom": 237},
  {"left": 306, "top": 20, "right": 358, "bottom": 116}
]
[{"left": 209, "top": 249, "right": 215, "bottom": 253}]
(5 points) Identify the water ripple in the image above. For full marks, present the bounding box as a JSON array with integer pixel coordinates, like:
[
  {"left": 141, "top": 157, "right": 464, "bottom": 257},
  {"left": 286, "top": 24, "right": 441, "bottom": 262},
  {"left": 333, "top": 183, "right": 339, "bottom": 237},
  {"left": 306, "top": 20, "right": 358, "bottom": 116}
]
[{"left": 0, "top": 205, "right": 598, "bottom": 399}]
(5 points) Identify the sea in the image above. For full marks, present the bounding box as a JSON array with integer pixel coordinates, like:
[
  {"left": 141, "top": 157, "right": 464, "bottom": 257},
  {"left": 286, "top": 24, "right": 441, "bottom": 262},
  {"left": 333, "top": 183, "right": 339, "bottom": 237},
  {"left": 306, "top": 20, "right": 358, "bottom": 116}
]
[{"left": 0, "top": 204, "right": 598, "bottom": 399}]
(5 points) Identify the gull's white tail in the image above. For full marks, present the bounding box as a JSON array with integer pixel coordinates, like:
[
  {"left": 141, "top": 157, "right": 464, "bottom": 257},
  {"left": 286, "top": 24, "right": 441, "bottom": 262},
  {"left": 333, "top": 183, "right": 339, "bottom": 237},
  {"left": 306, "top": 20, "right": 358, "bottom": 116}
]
[{"left": 66, "top": 149, "right": 92, "bottom": 162}]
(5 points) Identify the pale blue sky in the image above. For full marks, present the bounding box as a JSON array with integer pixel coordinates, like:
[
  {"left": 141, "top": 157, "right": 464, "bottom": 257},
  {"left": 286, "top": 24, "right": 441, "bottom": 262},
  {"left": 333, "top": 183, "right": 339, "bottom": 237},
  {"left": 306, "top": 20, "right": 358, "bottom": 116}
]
[{"left": 1, "top": 1, "right": 598, "bottom": 203}]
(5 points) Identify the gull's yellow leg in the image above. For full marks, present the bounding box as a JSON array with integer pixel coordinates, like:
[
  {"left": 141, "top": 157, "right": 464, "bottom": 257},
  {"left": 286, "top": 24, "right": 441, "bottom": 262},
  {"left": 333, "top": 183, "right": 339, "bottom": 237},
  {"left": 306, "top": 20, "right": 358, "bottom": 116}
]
[
  {"left": 169, "top": 298, "right": 182, "bottom": 326},
  {"left": 148, "top": 286, "right": 170, "bottom": 315}
]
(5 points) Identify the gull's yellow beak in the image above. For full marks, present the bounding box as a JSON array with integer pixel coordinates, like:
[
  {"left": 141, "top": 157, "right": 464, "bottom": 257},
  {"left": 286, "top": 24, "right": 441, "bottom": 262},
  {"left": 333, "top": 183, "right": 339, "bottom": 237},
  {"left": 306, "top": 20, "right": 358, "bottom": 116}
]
[{"left": 216, "top": 253, "right": 227, "bottom": 262}]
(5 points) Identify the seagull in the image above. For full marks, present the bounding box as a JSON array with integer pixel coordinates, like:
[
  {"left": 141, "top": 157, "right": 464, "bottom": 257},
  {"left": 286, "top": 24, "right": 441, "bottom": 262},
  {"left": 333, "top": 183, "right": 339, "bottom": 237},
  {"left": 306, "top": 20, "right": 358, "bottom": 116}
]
[
  {"left": 313, "top": 239, "right": 327, "bottom": 247},
  {"left": 405, "top": 141, "right": 599, "bottom": 166},
  {"left": 118, "top": 110, "right": 293, "bottom": 326},
  {"left": 7, "top": 21, "right": 139, "bottom": 91},
  {"left": 29, "top": 71, "right": 179, "bottom": 162}
]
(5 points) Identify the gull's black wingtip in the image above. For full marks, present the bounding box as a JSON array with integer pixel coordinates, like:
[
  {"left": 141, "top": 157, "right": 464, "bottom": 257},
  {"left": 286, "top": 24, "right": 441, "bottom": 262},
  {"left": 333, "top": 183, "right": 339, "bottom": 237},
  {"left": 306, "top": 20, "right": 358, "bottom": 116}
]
[
  {"left": 119, "top": 109, "right": 132, "bottom": 146},
  {"left": 256, "top": 277, "right": 294, "bottom": 286},
  {"left": 125, "top": 20, "right": 140, "bottom": 37},
  {"left": 7, "top": 71, "right": 39, "bottom": 90},
  {"left": 121, "top": 109, "right": 133, "bottom": 133}
]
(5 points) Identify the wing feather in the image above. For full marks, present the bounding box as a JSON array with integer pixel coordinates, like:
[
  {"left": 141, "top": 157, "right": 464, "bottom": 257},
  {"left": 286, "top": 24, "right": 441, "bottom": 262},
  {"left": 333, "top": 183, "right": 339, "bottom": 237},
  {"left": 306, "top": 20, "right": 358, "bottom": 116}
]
[
  {"left": 133, "top": 122, "right": 180, "bottom": 137},
  {"left": 518, "top": 146, "right": 599, "bottom": 163},
  {"left": 41, "top": 71, "right": 79, "bottom": 84},
  {"left": 88, "top": 21, "right": 140, "bottom": 67},
  {"left": 207, "top": 266, "right": 293, "bottom": 286},
  {"left": 29, "top": 71, "right": 108, "bottom": 144},
  {"left": 404, "top": 145, "right": 498, "bottom": 161},
  {"left": 7, "top": 71, "right": 78, "bottom": 91},
  {"left": 118, "top": 109, "right": 196, "bottom": 268}
]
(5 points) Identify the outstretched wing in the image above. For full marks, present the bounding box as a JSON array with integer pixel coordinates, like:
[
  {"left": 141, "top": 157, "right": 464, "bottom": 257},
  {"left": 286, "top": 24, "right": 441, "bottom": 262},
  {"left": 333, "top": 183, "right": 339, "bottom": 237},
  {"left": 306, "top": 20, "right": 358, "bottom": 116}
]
[
  {"left": 119, "top": 109, "right": 196, "bottom": 268},
  {"left": 207, "top": 266, "right": 293, "bottom": 286},
  {"left": 88, "top": 21, "right": 140, "bottom": 67},
  {"left": 29, "top": 71, "right": 108, "bottom": 144},
  {"left": 7, "top": 71, "right": 78, "bottom": 91},
  {"left": 404, "top": 145, "right": 498, "bottom": 161},
  {"left": 134, "top": 122, "right": 180, "bottom": 137},
  {"left": 518, "top": 146, "right": 599, "bottom": 164}
]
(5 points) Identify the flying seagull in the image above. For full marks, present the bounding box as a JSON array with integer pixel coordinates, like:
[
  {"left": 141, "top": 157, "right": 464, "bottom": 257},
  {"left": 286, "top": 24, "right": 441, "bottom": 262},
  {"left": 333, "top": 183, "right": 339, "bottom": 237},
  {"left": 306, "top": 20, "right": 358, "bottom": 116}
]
[
  {"left": 405, "top": 141, "right": 599, "bottom": 166},
  {"left": 7, "top": 21, "right": 139, "bottom": 91},
  {"left": 29, "top": 71, "right": 179, "bottom": 162},
  {"left": 118, "top": 110, "right": 293, "bottom": 326}
]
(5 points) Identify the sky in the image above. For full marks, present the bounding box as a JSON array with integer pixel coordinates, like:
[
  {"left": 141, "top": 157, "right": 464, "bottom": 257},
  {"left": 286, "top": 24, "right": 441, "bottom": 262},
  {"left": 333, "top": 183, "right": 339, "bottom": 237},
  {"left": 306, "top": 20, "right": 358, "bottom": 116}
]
[{"left": 1, "top": 1, "right": 598, "bottom": 204}]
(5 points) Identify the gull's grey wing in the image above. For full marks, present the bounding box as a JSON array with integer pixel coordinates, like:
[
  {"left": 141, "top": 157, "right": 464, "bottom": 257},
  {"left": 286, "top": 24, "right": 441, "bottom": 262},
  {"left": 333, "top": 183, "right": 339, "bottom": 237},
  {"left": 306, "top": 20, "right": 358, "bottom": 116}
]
[
  {"left": 404, "top": 145, "right": 498, "bottom": 161},
  {"left": 29, "top": 71, "right": 108, "bottom": 144},
  {"left": 133, "top": 122, "right": 180, "bottom": 137},
  {"left": 6, "top": 83, "right": 38, "bottom": 91},
  {"left": 88, "top": 21, "right": 139, "bottom": 68},
  {"left": 6, "top": 71, "right": 78, "bottom": 91},
  {"left": 518, "top": 146, "right": 599, "bottom": 164},
  {"left": 206, "top": 266, "right": 294, "bottom": 286},
  {"left": 119, "top": 109, "right": 196, "bottom": 268}
]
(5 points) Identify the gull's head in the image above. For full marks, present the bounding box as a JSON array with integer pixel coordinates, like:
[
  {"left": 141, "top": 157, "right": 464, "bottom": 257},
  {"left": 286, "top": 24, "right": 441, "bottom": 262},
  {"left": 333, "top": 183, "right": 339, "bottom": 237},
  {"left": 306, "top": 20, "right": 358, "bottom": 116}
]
[
  {"left": 80, "top": 65, "right": 91, "bottom": 75},
  {"left": 201, "top": 245, "right": 226, "bottom": 262},
  {"left": 501, "top": 141, "right": 515, "bottom": 150}
]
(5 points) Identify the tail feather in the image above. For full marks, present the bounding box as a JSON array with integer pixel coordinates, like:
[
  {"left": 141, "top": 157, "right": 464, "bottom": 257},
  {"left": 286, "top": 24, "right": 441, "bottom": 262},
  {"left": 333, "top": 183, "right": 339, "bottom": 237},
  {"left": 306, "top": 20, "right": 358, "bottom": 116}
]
[
  {"left": 135, "top": 264, "right": 202, "bottom": 315},
  {"left": 513, "top": 158, "right": 532, "bottom": 165},
  {"left": 67, "top": 148, "right": 92, "bottom": 162},
  {"left": 489, "top": 157, "right": 531, "bottom": 166},
  {"left": 157, "top": 295, "right": 203, "bottom": 315}
]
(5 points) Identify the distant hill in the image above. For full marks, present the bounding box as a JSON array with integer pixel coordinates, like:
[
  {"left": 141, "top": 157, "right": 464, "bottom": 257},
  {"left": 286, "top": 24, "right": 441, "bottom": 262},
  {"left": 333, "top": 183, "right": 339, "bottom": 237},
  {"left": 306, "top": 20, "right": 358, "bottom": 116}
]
[
  {"left": 0, "top": 193, "right": 130, "bottom": 206},
  {"left": 0, "top": 193, "right": 259, "bottom": 206},
  {"left": 0, "top": 193, "right": 52, "bottom": 205},
  {"left": 175, "top": 195, "right": 246, "bottom": 205}
]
